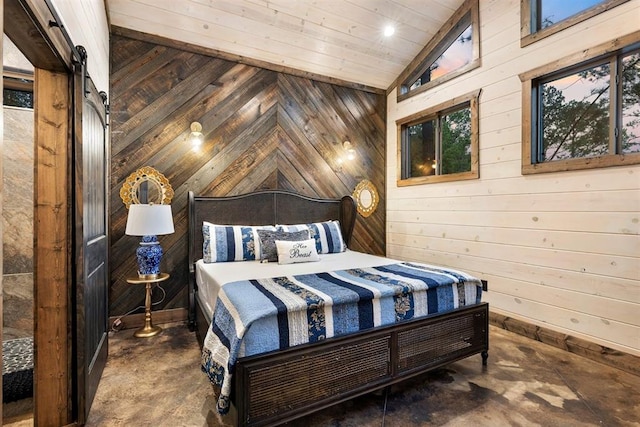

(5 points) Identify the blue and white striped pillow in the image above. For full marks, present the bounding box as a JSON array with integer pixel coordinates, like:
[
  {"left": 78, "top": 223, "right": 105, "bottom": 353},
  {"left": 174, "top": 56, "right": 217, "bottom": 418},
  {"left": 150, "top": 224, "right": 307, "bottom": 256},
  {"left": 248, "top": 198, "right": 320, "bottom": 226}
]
[
  {"left": 277, "top": 220, "right": 346, "bottom": 254},
  {"left": 203, "top": 222, "right": 276, "bottom": 263}
]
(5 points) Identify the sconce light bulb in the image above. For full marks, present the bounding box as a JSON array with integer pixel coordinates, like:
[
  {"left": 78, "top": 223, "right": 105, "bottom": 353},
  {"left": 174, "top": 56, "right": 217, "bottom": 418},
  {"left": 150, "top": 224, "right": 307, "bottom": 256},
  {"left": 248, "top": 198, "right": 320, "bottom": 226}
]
[
  {"left": 343, "top": 140, "right": 356, "bottom": 161},
  {"left": 191, "top": 132, "right": 204, "bottom": 147},
  {"left": 189, "top": 121, "right": 204, "bottom": 150}
]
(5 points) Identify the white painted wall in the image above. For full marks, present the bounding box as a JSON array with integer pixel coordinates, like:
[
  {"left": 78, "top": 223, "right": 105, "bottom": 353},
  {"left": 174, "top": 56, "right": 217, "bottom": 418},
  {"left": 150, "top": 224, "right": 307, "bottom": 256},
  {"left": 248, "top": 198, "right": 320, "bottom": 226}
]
[
  {"left": 49, "top": 0, "right": 110, "bottom": 94},
  {"left": 386, "top": 0, "right": 640, "bottom": 356}
]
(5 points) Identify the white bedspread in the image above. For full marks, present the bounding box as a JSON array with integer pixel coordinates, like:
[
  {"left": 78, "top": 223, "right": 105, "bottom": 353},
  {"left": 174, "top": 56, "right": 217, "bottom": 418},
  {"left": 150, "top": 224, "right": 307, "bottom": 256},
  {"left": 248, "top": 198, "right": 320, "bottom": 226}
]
[{"left": 195, "top": 249, "right": 396, "bottom": 320}]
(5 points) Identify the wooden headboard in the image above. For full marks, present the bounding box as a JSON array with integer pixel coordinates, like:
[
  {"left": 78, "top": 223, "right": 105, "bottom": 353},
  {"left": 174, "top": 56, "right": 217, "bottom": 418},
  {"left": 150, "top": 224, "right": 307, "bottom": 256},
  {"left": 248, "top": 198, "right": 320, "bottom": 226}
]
[{"left": 187, "top": 190, "right": 357, "bottom": 328}]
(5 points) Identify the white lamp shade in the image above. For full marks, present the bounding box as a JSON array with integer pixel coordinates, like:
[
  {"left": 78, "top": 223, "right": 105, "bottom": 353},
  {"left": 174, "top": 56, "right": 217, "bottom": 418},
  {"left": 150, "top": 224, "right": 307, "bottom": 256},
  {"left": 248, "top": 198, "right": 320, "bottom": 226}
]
[{"left": 125, "top": 204, "right": 175, "bottom": 236}]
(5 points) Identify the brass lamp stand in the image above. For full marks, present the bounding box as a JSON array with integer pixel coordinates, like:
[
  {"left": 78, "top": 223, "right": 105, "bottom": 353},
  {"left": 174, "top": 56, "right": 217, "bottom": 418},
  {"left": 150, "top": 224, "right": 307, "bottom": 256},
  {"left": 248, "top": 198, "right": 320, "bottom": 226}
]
[{"left": 126, "top": 273, "right": 170, "bottom": 337}]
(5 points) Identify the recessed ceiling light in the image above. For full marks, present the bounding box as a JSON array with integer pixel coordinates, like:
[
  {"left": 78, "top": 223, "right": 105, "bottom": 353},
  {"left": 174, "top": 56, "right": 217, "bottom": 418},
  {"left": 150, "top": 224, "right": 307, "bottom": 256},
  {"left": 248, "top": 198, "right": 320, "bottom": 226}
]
[{"left": 384, "top": 25, "right": 395, "bottom": 37}]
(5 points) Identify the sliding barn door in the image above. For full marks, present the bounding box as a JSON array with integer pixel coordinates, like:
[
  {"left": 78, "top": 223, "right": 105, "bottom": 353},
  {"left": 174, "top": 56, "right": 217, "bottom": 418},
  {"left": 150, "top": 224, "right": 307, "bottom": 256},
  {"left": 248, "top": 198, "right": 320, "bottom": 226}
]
[{"left": 73, "top": 50, "right": 109, "bottom": 423}]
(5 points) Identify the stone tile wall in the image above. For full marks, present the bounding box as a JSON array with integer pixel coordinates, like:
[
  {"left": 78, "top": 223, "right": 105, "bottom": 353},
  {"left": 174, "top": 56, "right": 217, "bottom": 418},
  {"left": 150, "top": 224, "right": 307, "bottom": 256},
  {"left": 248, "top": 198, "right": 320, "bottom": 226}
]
[{"left": 3, "top": 106, "right": 34, "bottom": 340}]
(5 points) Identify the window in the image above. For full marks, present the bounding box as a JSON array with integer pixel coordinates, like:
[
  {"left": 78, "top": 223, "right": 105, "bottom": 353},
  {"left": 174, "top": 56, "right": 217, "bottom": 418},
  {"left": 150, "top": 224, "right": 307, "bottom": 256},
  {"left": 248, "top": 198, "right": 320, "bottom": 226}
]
[
  {"left": 397, "top": 90, "right": 480, "bottom": 186},
  {"left": 396, "top": 0, "right": 479, "bottom": 101},
  {"left": 404, "top": 23, "right": 473, "bottom": 94},
  {"left": 521, "top": 0, "right": 631, "bottom": 47},
  {"left": 520, "top": 33, "right": 640, "bottom": 174}
]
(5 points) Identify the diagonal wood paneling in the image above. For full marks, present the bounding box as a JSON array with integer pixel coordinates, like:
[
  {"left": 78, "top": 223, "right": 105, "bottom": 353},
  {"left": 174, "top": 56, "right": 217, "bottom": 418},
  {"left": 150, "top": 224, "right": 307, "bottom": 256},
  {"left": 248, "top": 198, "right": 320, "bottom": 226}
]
[{"left": 109, "top": 32, "right": 386, "bottom": 317}]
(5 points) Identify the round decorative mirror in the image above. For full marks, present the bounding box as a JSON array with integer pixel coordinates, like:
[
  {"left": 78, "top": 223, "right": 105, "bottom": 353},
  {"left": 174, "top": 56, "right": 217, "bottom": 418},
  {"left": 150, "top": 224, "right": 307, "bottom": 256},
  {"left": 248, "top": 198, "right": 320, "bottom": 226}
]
[
  {"left": 353, "top": 179, "right": 379, "bottom": 217},
  {"left": 120, "top": 166, "right": 174, "bottom": 208}
]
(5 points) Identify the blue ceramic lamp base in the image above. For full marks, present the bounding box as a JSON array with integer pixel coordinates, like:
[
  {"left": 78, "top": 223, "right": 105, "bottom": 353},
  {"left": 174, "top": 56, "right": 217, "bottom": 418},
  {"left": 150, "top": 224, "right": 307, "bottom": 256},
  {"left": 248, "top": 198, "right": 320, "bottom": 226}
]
[{"left": 136, "top": 235, "right": 164, "bottom": 279}]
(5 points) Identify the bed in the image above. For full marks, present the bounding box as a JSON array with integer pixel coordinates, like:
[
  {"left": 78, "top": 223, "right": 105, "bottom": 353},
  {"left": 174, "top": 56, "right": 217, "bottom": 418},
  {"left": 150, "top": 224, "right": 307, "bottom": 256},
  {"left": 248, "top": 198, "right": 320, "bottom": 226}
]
[{"left": 188, "top": 190, "right": 489, "bottom": 427}]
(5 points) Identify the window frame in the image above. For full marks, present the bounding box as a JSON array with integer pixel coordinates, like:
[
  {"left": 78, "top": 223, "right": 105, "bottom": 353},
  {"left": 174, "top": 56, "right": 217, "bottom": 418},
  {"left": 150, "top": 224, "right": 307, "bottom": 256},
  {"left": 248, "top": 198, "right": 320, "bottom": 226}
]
[
  {"left": 395, "top": 0, "right": 479, "bottom": 102},
  {"left": 520, "top": 31, "right": 640, "bottom": 175},
  {"left": 520, "top": 0, "right": 631, "bottom": 48},
  {"left": 396, "top": 89, "right": 480, "bottom": 186}
]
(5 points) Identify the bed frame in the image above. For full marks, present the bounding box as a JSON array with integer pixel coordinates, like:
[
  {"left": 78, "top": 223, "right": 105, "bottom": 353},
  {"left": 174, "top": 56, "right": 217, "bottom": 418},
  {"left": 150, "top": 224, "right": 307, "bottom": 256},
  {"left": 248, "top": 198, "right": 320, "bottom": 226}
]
[{"left": 188, "top": 190, "right": 489, "bottom": 427}]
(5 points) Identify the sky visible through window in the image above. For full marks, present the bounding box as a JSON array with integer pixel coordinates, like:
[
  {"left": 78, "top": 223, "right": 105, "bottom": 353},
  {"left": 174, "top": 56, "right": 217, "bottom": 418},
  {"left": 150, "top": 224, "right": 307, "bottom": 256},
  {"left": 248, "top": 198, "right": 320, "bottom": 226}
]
[
  {"left": 430, "top": 25, "right": 473, "bottom": 81},
  {"left": 542, "top": 65, "right": 610, "bottom": 161},
  {"left": 542, "top": 52, "right": 640, "bottom": 161},
  {"left": 540, "top": 0, "right": 605, "bottom": 28},
  {"left": 409, "top": 25, "right": 473, "bottom": 91}
]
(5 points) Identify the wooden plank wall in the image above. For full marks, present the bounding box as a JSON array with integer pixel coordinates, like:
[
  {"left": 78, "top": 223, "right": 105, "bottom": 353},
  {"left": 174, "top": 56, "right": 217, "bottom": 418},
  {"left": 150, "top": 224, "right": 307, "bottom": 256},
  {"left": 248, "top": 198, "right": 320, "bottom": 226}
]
[
  {"left": 109, "top": 33, "right": 386, "bottom": 317},
  {"left": 386, "top": 0, "right": 640, "bottom": 356}
]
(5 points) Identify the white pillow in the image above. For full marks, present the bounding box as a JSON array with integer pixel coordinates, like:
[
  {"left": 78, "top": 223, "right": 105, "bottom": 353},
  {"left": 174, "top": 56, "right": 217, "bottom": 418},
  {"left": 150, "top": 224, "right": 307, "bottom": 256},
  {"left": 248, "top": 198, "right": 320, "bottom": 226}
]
[{"left": 275, "top": 239, "right": 320, "bottom": 265}]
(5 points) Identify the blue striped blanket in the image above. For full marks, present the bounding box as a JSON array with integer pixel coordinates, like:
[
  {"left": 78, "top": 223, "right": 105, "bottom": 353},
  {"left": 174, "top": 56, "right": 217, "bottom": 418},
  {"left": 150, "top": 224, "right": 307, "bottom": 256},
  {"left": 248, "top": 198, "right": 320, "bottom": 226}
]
[{"left": 201, "top": 262, "right": 482, "bottom": 414}]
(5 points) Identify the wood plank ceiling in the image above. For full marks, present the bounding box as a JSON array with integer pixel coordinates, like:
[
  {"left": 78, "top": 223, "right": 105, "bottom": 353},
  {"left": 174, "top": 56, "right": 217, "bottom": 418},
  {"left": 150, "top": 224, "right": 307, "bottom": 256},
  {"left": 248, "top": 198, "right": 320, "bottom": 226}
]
[{"left": 106, "top": 0, "right": 464, "bottom": 90}]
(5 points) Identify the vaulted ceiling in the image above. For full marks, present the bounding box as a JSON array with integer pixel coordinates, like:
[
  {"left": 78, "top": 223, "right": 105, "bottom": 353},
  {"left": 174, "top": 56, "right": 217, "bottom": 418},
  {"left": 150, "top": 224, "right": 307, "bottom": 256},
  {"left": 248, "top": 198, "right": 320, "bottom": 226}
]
[{"left": 106, "top": 0, "right": 465, "bottom": 90}]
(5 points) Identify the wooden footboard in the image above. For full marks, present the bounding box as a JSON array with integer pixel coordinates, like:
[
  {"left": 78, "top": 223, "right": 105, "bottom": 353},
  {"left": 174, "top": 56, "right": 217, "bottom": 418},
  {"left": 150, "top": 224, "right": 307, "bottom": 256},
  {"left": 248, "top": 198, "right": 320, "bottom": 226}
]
[{"left": 197, "top": 300, "right": 489, "bottom": 427}]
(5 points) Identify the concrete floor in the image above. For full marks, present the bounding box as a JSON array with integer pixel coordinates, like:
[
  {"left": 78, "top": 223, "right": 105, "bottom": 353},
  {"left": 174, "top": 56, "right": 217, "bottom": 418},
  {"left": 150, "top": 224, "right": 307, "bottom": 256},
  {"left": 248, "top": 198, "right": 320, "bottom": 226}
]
[{"left": 5, "top": 323, "right": 640, "bottom": 426}]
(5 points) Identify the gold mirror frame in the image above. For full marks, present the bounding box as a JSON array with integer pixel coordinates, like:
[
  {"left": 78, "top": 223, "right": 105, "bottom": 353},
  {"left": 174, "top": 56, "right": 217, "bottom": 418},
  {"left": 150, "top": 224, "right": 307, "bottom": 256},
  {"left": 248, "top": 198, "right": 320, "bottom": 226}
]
[
  {"left": 353, "top": 179, "right": 379, "bottom": 217},
  {"left": 120, "top": 166, "right": 174, "bottom": 208}
]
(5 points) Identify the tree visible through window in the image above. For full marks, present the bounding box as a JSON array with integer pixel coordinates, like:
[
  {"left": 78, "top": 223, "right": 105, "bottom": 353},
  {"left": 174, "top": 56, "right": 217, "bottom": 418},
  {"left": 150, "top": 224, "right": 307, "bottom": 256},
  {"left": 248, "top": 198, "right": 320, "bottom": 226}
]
[
  {"left": 621, "top": 52, "right": 640, "bottom": 154},
  {"left": 539, "top": 63, "right": 611, "bottom": 161},
  {"left": 535, "top": 49, "right": 639, "bottom": 163},
  {"left": 521, "top": 34, "right": 640, "bottom": 174},
  {"left": 398, "top": 90, "right": 479, "bottom": 186},
  {"left": 406, "top": 107, "right": 472, "bottom": 177},
  {"left": 442, "top": 108, "right": 472, "bottom": 174}
]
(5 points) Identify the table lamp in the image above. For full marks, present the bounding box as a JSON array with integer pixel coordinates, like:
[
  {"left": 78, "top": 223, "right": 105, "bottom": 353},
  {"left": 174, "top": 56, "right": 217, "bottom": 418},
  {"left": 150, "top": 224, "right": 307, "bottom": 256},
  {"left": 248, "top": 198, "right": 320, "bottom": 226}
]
[{"left": 125, "top": 204, "right": 175, "bottom": 279}]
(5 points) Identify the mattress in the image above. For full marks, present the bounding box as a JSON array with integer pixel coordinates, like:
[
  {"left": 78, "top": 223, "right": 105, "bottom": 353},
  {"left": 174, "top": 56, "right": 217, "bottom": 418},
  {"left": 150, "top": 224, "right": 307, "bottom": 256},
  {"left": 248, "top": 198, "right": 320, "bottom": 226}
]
[{"left": 195, "top": 249, "right": 396, "bottom": 320}]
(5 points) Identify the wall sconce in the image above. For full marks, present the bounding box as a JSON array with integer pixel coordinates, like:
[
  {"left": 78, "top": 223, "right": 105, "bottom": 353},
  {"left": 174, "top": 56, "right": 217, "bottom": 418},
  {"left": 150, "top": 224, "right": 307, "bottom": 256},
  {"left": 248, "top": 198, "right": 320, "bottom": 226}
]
[
  {"left": 189, "top": 121, "right": 204, "bottom": 150},
  {"left": 343, "top": 140, "right": 356, "bottom": 161}
]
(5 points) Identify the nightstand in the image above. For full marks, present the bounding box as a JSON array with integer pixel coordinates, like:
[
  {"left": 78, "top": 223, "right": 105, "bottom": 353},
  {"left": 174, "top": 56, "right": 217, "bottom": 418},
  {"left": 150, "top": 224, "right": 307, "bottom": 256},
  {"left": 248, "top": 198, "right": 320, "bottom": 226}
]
[{"left": 126, "top": 273, "right": 170, "bottom": 338}]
